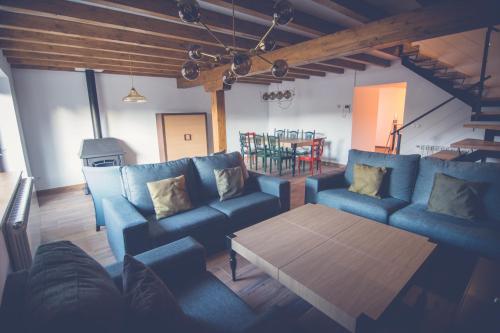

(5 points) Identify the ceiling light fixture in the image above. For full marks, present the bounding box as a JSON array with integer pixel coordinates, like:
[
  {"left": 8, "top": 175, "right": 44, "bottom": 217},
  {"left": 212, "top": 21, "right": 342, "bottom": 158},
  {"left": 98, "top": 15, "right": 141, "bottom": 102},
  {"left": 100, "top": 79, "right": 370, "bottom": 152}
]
[
  {"left": 123, "top": 55, "right": 147, "bottom": 103},
  {"left": 177, "top": 0, "right": 294, "bottom": 86}
]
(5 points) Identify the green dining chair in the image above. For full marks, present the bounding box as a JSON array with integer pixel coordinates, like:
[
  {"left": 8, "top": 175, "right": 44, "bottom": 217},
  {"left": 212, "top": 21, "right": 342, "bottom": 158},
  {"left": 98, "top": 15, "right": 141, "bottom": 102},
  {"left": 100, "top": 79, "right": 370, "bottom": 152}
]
[
  {"left": 253, "top": 133, "right": 270, "bottom": 172},
  {"left": 267, "top": 134, "right": 292, "bottom": 176}
]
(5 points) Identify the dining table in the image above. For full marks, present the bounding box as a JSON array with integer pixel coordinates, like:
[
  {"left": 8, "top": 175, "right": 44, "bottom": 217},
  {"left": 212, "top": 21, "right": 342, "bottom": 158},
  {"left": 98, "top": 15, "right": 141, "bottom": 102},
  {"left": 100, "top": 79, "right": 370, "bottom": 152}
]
[{"left": 280, "top": 137, "right": 325, "bottom": 177}]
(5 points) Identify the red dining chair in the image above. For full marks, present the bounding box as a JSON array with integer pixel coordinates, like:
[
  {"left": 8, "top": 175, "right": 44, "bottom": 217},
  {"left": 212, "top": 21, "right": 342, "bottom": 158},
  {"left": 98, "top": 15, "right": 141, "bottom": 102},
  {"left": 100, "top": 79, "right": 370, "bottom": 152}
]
[{"left": 298, "top": 138, "right": 325, "bottom": 176}]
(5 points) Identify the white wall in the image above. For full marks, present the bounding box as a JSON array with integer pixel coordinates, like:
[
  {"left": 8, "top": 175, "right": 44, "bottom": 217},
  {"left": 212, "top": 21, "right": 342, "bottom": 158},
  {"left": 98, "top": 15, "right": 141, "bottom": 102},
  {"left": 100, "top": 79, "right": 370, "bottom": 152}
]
[
  {"left": 268, "top": 62, "right": 484, "bottom": 163},
  {"left": 268, "top": 74, "right": 356, "bottom": 164},
  {"left": 12, "top": 69, "right": 269, "bottom": 190},
  {"left": 225, "top": 83, "right": 269, "bottom": 153}
]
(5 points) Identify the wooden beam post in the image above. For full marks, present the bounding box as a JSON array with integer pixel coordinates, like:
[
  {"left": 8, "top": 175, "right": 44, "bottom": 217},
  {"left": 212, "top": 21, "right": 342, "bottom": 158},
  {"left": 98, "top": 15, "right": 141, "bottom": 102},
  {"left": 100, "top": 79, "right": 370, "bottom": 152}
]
[{"left": 211, "top": 90, "right": 227, "bottom": 153}]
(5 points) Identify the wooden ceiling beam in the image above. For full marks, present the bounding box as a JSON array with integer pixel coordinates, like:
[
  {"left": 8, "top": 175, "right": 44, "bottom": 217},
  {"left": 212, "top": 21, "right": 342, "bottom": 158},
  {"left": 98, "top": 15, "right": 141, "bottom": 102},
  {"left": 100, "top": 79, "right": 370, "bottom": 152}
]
[
  {"left": 0, "top": 40, "right": 186, "bottom": 66},
  {"left": 252, "top": 74, "right": 295, "bottom": 82},
  {"left": 204, "top": 0, "right": 343, "bottom": 36},
  {"left": 178, "top": 0, "right": 500, "bottom": 89},
  {"left": 3, "top": 51, "right": 182, "bottom": 71},
  {"left": 345, "top": 53, "right": 391, "bottom": 67},
  {"left": 235, "top": 81, "right": 270, "bottom": 86},
  {"left": 239, "top": 77, "right": 282, "bottom": 84},
  {"left": 11, "top": 64, "right": 178, "bottom": 78},
  {"left": 0, "top": 11, "right": 228, "bottom": 56},
  {"left": 0, "top": 29, "right": 189, "bottom": 61},
  {"left": 87, "top": 0, "right": 305, "bottom": 45},
  {"left": 289, "top": 67, "right": 326, "bottom": 77},
  {"left": 312, "top": 0, "right": 388, "bottom": 23},
  {"left": 321, "top": 58, "right": 366, "bottom": 71},
  {"left": 0, "top": 0, "right": 257, "bottom": 50},
  {"left": 7, "top": 57, "right": 180, "bottom": 76},
  {"left": 300, "top": 63, "right": 344, "bottom": 74}
]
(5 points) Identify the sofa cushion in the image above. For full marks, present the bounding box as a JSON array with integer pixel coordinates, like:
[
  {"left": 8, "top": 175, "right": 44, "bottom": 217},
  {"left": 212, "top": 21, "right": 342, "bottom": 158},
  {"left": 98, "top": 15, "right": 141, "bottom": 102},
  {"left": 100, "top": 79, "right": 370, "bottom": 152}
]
[
  {"left": 214, "top": 166, "right": 245, "bottom": 201},
  {"left": 24, "top": 241, "right": 124, "bottom": 333},
  {"left": 149, "top": 206, "right": 227, "bottom": 251},
  {"left": 348, "top": 163, "right": 387, "bottom": 198},
  {"left": 345, "top": 149, "right": 420, "bottom": 202},
  {"left": 427, "top": 173, "right": 484, "bottom": 220},
  {"left": 122, "top": 254, "right": 187, "bottom": 333},
  {"left": 412, "top": 158, "right": 500, "bottom": 223},
  {"left": 389, "top": 204, "right": 500, "bottom": 259},
  {"left": 121, "top": 158, "right": 196, "bottom": 215},
  {"left": 192, "top": 152, "right": 246, "bottom": 202},
  {"left": 147, "top": 175, "right": 193, "bottom": 219},
  {"left": 209, "top": 192, "right": 281, "bottom": 232},
  {"left": 317, "top": 188, "right": 408, "bottom": 223},
  {"left": 0, "top": 271, "right": 29, "bottom": 333},
  {"left": 174, "top": 272, "right": 256, "bottom": 333}
]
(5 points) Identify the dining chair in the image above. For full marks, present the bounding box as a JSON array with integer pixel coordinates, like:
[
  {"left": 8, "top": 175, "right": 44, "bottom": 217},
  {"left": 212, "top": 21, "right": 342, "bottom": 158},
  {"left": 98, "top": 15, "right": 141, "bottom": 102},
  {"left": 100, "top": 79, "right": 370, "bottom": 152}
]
[
  {"left": 239, "top": 132, "right": 256, "bottom": 169},
  {"left": 253, "top": 133, "right": 270, "bottom": 172},
  {"left": 296, "top": 130, "right": 316, "bottom": 157},
  {"left": 298, "top": 138, "right": 325, "bottom": 176},
  {"left": 274, "top": 129, "right": 286, "bottom": 139},
  {"left": 287, "top": 129, "right": 300, "bottom": 139},
  {"left": 267, "top": 134, "right": 292, "bottom": 176}
]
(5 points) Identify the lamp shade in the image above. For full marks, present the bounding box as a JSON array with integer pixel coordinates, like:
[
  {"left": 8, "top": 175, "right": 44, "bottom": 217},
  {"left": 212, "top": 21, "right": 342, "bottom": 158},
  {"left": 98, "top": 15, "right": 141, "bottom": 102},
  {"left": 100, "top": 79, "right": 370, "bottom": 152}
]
[{"left": 122, "top": 87, "right": 147, "bottom": 103}]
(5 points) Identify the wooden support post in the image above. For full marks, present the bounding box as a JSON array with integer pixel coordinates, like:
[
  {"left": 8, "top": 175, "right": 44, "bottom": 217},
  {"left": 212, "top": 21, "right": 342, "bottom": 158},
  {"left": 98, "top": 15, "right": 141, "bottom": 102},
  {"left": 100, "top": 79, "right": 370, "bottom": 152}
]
[{"left": 211, "top": 90, "right": 227, "bottom": 153}]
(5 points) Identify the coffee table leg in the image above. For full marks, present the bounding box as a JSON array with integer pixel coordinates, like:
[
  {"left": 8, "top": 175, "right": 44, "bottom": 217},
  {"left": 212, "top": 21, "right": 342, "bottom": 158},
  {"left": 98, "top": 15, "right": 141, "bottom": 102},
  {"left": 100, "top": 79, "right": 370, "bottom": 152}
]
[{"left": 230, "top": 249, "right": 237, "bottom": 281}]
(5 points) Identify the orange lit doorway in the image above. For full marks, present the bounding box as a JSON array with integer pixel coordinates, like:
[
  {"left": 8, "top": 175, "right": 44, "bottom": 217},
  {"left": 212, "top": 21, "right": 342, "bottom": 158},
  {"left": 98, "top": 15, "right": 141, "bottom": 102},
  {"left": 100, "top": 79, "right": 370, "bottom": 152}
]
[{"left": 351, "top": 82, "right": 407, "bottom": 154}]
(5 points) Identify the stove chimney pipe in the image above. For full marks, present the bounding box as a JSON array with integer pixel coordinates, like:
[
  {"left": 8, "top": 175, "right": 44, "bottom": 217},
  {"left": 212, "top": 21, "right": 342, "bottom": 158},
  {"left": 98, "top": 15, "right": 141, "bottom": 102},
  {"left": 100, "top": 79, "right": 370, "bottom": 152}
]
[{"left": 85, "top": 69, "right": 102, "bottom": 139}]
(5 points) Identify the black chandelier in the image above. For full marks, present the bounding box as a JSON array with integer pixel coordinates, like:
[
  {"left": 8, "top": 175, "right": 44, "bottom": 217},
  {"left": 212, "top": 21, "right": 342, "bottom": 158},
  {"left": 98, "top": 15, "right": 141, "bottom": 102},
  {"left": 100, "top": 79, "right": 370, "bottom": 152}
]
[{"left": 178, "top": 0, "right": 294, "bottom": 86}]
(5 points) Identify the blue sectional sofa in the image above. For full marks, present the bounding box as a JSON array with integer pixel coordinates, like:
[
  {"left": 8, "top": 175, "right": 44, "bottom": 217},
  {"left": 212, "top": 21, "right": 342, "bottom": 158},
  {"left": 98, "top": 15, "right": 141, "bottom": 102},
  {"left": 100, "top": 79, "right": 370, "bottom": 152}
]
[
  {"left": 84, "top": 152, "right": 290, "bottom": 260},
  {"left": 305, "top": 149, "right": 500, "bottom": 259}
]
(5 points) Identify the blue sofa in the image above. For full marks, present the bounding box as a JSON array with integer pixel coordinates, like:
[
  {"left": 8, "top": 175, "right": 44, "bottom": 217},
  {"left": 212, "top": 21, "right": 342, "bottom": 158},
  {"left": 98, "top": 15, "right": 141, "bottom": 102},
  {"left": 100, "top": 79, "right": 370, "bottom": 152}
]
[
  {"left": 84, "top": 152, "right": 290, "bottom": 260},
  {"left": 0, "top": 237, "right": 295, "bottom": 333},
  {"left": 305, "top": 149, "right": 500, "bottom": 259}
]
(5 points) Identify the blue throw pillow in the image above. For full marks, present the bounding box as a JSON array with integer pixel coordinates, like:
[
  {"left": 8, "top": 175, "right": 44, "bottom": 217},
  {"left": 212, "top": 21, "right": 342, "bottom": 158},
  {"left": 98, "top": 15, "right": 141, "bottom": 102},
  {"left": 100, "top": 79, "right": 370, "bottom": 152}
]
[
  {"left": 122, "top": 255, "right": 188, "bottom": 333},
  {"left": 24, "top": 241, "right": 124, "bottom": 333}
]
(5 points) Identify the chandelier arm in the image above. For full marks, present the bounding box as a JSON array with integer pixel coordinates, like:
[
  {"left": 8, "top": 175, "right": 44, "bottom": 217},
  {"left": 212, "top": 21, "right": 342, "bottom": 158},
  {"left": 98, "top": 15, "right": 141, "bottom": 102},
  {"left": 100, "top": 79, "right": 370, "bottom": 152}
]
[
  {"left": 255, "top": 53, "right": 273, "bottom": 65},
  {"left": 254, "top": 20, "right": 277, "bottom": 51},
  {"left": 199, "top": 21, "right": 232, "bottom": 52}
]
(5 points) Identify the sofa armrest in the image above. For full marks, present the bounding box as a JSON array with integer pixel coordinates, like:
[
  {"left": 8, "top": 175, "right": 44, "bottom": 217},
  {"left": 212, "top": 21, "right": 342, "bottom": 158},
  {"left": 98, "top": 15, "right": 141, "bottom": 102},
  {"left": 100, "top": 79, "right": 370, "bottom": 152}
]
[
  {"left": 249, "top": 171, "right": 290, "bottom": 212},
  {"left": 103, "top": 195, "right": 150, "bottom": 259},
  {"left": 106, "top": 237, "right": 206, "bottom": 290},
  {"left": 305, "top": 171, "right": 346, "bottom": 204}
]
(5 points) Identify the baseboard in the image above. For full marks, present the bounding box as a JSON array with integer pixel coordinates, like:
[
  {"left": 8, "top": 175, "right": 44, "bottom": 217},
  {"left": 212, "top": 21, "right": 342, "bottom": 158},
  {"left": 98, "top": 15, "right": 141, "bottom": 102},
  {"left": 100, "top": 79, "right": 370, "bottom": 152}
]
[{"left": 36, "top": 183, "right": 85, "bottom": 196}]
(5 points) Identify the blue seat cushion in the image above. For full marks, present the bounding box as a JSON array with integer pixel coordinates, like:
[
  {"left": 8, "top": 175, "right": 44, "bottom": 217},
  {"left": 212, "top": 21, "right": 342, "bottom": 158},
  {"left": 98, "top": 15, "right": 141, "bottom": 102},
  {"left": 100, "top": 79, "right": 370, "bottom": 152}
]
[
  {"left": 389, "top": 204, "right": 500, "bottom": 259},
  {"left": 412, "top": 158, "right": 500, "bottom": 223},
  {"left": 120, "top": 158, "right": 197, "bottom": 215},
  {"left": 174, "top": 272, "right": 256, "bottom": 333},
  {"left": 209, "top": 192, "right": 280, "bottom": 232},
  {"left": 317, "top": 188, "right": 408, "bottom": 223},
  {"left": 192, "top": 152, "right": 245, "bottom": 202},
  {"left": 345, "top": 149, "right": 420, "bottom": 202},
  {"left": 149, "top": 206, "right": 227, "bottom": 251}
]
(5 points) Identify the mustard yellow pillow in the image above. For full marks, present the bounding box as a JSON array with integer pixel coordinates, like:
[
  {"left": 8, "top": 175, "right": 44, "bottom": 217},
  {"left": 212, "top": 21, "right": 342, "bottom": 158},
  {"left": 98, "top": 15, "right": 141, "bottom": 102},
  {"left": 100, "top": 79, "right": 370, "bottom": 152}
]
[
  {"left": 146, "top": 175, "right": 193, "bottom": 219},
  {"left": 348, "top": 163, "right": 387, "bottom": 198},
  {"left": 214, "top": 166, "right": 245, "bottom": 201}
]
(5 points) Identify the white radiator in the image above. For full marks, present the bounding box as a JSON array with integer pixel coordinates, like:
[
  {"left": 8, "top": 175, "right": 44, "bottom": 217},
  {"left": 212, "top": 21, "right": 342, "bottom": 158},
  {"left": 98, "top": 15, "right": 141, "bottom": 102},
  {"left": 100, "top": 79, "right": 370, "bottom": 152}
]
[{"left": 3, "top": 177, "right": 34, "bottom": 271}]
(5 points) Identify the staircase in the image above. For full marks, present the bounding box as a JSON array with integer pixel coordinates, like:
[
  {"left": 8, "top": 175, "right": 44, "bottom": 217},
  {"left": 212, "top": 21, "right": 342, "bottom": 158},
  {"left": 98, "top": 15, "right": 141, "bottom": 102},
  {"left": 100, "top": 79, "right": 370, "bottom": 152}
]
[{"left": 390, "top": 27, "right": 500, "bottom": 162}]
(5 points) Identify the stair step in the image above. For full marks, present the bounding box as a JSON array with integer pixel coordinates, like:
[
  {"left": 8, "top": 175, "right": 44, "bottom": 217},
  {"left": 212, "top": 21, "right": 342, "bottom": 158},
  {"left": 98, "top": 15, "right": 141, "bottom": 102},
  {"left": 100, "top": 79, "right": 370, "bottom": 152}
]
[
  {"left": 451, "top": 139, "right": 500, "bottom": 152},
  {"left": 429, "top": 150, "right": 462, "bottom": 161},
  {"left": 435, "top": 71, "right": 468, "bottom": 80},
  {"left": 464, "top": 122, "right": 500, "bottom": 131},
  {"left": 473, "top": 110, "right": 500, "bottom": 116}
]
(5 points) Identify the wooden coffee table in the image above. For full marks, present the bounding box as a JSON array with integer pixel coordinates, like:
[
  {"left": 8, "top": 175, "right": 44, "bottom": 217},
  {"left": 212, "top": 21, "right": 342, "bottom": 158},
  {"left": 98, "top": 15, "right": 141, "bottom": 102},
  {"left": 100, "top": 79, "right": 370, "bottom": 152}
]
[{"left": 228, "top": 204, "right": 436, "bottom": 332}]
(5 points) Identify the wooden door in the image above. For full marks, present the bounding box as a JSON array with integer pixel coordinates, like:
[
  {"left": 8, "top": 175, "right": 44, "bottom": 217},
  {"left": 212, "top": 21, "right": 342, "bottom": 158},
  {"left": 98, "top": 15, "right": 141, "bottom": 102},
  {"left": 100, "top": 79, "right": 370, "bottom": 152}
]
[{"left": 156, "top": 113, "right": 208, "bottom": 161}]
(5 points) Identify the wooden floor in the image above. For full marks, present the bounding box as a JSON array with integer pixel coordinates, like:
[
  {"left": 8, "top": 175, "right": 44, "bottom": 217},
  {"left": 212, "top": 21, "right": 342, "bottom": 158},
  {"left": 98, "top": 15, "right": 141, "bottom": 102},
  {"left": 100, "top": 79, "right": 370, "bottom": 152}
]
[{"left": 36, "top": 162, "right": 460, "bottom": 333}]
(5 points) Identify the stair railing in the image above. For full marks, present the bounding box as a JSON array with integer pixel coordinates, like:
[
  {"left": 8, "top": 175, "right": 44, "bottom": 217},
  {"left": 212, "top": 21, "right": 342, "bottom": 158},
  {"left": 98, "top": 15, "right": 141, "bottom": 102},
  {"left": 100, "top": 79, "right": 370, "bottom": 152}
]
[{"left": 392, "top": 76, "right": 491, "bottom": 154}]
